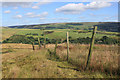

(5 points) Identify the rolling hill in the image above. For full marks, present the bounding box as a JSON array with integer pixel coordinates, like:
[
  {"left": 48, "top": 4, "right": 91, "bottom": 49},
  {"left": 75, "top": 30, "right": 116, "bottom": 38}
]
[{"left": 8, "top": 22, "right": 120, "bottom": 32}]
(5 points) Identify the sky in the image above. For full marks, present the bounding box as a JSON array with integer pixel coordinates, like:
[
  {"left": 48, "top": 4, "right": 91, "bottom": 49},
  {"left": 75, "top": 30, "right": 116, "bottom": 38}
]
[{"left": 1, "top": 2, "right": 118, "bottom": 26}]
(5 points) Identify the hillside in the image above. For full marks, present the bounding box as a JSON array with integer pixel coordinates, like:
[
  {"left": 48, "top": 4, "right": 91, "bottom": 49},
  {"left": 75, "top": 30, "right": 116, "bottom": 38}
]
[
  {"left": 8, "top": 22, "right": 120, "bottom": 32},
  {"left": 2, "top": 43, "right": 119, "bottom": 78}
]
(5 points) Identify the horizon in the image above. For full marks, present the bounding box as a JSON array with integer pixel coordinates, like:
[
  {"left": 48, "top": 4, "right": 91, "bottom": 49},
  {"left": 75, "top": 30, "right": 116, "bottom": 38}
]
[
  {"left": 2, "top": 21, "right": 119, "bottom": 27},
  {"left": 2, "top": 2, "right": 118, "bottom": 26}
]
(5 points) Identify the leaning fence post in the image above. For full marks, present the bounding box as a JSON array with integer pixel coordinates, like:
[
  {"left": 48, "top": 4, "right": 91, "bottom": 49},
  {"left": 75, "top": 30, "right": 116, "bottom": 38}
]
[
  {"left": 32, "top": 42, "right": 35, "bottom": 50},
  {"left": 85, "top": 26, "right": 97, "bottom": 70},
  {"left": 67, "top": 32, "right": 69, "bottom": 61}
]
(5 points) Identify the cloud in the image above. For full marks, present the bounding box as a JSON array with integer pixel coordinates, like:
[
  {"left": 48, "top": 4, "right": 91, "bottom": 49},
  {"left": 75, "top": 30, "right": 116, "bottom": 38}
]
[
  {"left": 2, "top": 2, "right": 33, "bottom": 8},
  {"left": 32, "top": 6, "right": 39, "bottom": 9},
  {"left": 36, "top": 0, "right": 52, "bottom": 5},
  {"left": 25, "top": 12, "right": 48, "bottom": 18},
  {"left": 56, "top": 3, "right": 85, "bottom": 14},
  {"left": 14, "top": 15, "right": 22, "bottom": 19},
  {"left": 52, "top": 17, "right": 70, "bottom": 20},
  {"left": 26, "top": 12, "right": 34, "bottom": 16},
  {"left": 40, "top": 18, "right": 46, "bottom": 20},
  {"left": 104, "top": 16, "right": 117, "bottom": 20},
  {"left": 56, "top": 2, "right": 111, "bottom": 14},
  {"left": 13, "top": 7, "right": 18, "bottom": 9},
  {"left": 4, "top": 10, "right": 11, "bottom": 13},
  {"left": 89, "top": 13, "right": 106, "bottom": 17},
  {"left": 79, "top": 16, "right": 86, "bottom": 19},
  {"left": 86, "top": 2, "right": 111, "bottom": 9},
  {"left": 31, "top": 0, "right": 51, "bottom": 9}
]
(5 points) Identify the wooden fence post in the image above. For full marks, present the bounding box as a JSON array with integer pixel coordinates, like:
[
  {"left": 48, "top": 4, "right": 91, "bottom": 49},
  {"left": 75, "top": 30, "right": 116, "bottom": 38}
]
[
  {"left": 43, "top": 29, "right": 46, "bottom": 48},
  {"left": 85, "top": 26, "right": 97, "bottom": 70},
  {"left": 54, "top": 40, "right": 58, "bottom": 55},
  {"left": 32, "top": 42, "right": 35, "bottom": 50},
  {"left": 67, "top": 32, "right": 69, "bottom": 61},
  {"left": 44, "top": 36, "right": 46, "bottom": 48},
  {"left": 38, "top": 37, "right": 41, "bottom": 49}
]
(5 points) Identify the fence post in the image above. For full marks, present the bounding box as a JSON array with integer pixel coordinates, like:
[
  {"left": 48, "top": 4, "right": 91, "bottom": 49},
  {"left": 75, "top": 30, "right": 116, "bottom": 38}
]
[
  {"left": 61, "top": 39, "right": 64, "bottom": 44},
  {"left": 43, "top": 30, "right": 46, "bottom": 48},
  {"left": 85, "top": 26, "right": 97, "bottom": 70},
  {"left": 32, "top": 42, "right": 35, "bottom": 50},
  {"left": 38, "top": 37, "right": 41, "bottom": 49},
  {"left": 54, "top": 40, "right": 58, "bottom": 55},
  {"left": 67, "top": 32, "right": 69, "bottom": 61}
]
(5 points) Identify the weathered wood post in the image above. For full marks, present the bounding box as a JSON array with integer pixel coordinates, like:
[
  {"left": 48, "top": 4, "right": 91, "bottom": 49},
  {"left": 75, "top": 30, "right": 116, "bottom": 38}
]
[
  {"left": 38, "top": 37, "right": 41, "bottom": 49},
  {"left": 61, "top": 39, "right": 63, "bottom": 44},
  {"left": 32, "top": 42, "right": 35, "bottom": 50},
  {"left": 67, "top": 32, "right": 69, "bottom": 61},
  {"left": 85, "top": 26, "right": 97, "bottom": 70},
  {"left": 43, "top": 29, "right": 46, "bottom": 48},
  {"left": 54, "top": 40, "right": 58, "bottom": 55}
]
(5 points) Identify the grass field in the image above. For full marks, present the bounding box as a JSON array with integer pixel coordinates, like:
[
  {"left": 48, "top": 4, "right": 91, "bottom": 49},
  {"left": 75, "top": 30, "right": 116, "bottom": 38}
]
[
  {"left": 1, "top": 27, "right": 119, "bottom": 78},
  {"left": 2, "top": 43, "right": 119, "bottom": 78},
  {"left": 2, "top": 28, "right": 20, "bottom": 41},
  {"left": 2, "top": 28, "right": 118, "bottom": 42}
]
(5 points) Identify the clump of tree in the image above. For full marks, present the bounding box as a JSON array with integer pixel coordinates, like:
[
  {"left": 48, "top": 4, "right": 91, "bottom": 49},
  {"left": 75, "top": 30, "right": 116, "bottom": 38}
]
[
  {"left": 94, "top": 22, "right": 119, "bottom": 32},
  {"left": 2, "top": 35, "right": 34, "bottom": 44},
  {"left": 66, "top": 23, "right": 83, "bottom": 26},
  {"left": 26, "top": 33, "right": 38, "bottom": 36},
  {"left": 100, "top": 36, "right": 119, "bottom": 44},
  {"left": 44, "top": 31, "right": 54, "bottom": 35},
  {"left": 2, "top": 35, "right": 119, "bottom": 45}
]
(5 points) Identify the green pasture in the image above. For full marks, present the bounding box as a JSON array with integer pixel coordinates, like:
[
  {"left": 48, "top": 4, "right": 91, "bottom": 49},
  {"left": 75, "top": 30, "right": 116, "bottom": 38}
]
[
  {"left": 2, "top": 28, "right": 118, "bottom": 41},
  {"left": 15, "top": 28, "right": 118, "bottom": 39}
]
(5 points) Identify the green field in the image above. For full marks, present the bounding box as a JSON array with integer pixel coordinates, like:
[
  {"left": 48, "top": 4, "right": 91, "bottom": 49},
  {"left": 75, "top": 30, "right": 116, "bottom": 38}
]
[{"left": 2, "top": 28, "right": 118, "bottom": 41}]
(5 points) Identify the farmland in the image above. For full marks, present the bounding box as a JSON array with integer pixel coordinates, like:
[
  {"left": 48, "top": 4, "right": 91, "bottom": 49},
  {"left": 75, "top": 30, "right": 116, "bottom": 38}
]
[
  {"left": 1, "top": 22, "right": 120, "bottom": 78},
  {"left": 2, "top": 27, "right": 118, "bottom": 41}
]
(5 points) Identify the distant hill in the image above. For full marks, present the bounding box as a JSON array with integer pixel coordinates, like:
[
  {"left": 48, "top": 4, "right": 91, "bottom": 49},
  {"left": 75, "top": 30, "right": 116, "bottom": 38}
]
[{"left": 8, "top": 22, "right": 120, "bottom": 32}]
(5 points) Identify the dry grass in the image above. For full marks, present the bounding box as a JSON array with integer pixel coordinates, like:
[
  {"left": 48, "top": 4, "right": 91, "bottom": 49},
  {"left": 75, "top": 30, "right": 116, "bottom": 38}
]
[
  {"left": 2, "top": 43, "right": 119, "bottom": 78},
  {"left": 47, "top": 43, "right": 119, "bottom": 77},
  {"left": 1, "top": 43, "right": 87, "bottom": 78},
  {"left": 2, "top": 48, "right": 86, "bottom": 78},
  {"left": 2, "top": 43, "right": 40, "bottom": 50},
  {"left": 2, "top": 28, "right": 19, "bottom": 41}
]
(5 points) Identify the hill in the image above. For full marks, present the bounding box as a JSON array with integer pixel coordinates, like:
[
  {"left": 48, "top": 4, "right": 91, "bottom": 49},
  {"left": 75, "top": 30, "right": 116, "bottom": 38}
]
[{"left": 8, "top": 22, "right": 120, "bottom": 32}]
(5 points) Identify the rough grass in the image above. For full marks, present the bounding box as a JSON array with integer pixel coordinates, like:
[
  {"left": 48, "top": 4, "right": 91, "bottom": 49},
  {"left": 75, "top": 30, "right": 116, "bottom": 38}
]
[
  {"left": 1, "top": 44, "right": 85, "bottom": 78},
  {"left": 47, "top": 44, "right": 119, "bottom": 78},
  {"left": 2, "top": 28, "right": 20, "bottom": 41},
  {"left": 2, "top": 43, "right": 119, "bottom": 78}
]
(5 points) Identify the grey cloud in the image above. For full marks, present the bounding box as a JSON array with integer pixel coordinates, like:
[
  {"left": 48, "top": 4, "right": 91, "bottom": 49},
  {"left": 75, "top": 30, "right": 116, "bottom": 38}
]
[{"left": 2, "top": 2, "right": 33, "bottom": 8}]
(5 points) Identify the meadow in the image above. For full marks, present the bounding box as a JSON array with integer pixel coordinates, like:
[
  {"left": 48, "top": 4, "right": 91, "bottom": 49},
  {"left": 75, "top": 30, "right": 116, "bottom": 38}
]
[
  {"left": 2, "top": 43, "right": 119, "bottom": 78},
  {"left": 2, "top": 28, "right": 118, "bottom": 41},
  {"left": 1, "top": 26, "right": 119, "bottom": 78}
]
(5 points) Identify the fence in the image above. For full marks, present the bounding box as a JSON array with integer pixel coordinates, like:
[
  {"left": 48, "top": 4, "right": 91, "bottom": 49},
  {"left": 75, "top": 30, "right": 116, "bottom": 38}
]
[{"left": 31, "top": 26, "right": 97, "bottom": 70}]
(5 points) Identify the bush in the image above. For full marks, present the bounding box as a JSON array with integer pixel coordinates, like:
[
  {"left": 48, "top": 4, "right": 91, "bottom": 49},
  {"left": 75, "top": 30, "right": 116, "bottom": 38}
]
[
  {"left": 2, "top": 35, "right": 119, "bottom": 45},
  {"left": 2, "top": 35, "right": 33, "bottom": 44}
]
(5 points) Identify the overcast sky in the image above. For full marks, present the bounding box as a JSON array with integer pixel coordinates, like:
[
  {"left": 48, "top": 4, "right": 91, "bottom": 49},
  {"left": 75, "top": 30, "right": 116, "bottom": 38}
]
[{"left": 2, "top": 2, "right": 118, "bottom": 26}]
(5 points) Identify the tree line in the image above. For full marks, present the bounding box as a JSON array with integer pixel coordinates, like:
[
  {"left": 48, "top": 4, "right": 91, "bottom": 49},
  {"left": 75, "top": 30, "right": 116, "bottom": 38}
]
[{"left": 2, "top": 35, "right": 119, "bottom": 45}]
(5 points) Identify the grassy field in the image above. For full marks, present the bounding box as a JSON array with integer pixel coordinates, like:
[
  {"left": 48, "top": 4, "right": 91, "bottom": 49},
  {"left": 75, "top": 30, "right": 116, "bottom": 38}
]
[
  {"left": 2, "top": 43, "right": 119, "bottom": 78},
  {"left": 2, "top": 28, "right": 20, "bottom": 41},
  {"left": 51, "top": 44, "right": 119, "bottom": 76},
  {"left": 1, "top": 28, "right": 119, "bottom": 78},
  {"left": 2, "top": 28, "right": 118, "bottom": 41}
]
